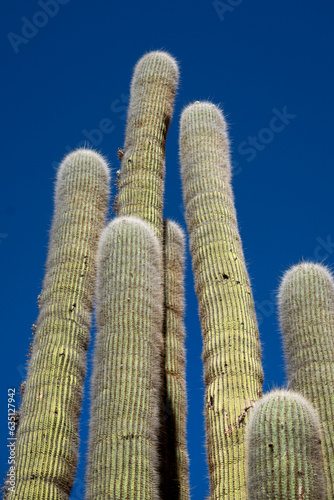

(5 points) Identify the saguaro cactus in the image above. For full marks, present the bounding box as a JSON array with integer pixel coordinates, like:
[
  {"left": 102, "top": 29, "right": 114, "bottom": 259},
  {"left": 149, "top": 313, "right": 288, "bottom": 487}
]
[
  {"left": 179, "top": 101, "right": 263, "bottom": 499},
  {"left": 116, "top": 50, "right": 179, "bottom": 239},
  {"left": 86, "top": 216, "right": 163, "bottom": 500},
  {"left": 246, "top": 389, "right": 327, "bottom": 499},
  {"left": 160, "top": 219, "right": 189, "bottom": 499},
  {"left": 115, "top": 50, "right": 190, "bottom": 499},
  {"left": 8, "top": 149, "right": 110, "bottom": 499},
  {"left": 278, "top": 262, "right": 334, "bottom": 498},
  {"left": 7, "top": 50, "right": 334, "bottom": 500}
]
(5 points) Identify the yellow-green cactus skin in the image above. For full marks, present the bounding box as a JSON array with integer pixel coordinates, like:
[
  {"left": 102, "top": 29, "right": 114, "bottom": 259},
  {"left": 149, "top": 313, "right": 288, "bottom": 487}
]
[
  {"left": 116, "top": 50, "right": 179, "bottom": 240},
  {"left": 160, "top": 219, "right": 190, "bottom": 499},
  {"left": 86, "top": 216, "right": 164, "bottom": 500},
  {"left": 115, "top": 50, "right": 190, "bottom": 499},
  {"left": 246, "top": 390, "right": 327, "bottom": 500},
  {"left": 8, "top": 50, "right": 334, "bottom": 500},
  {"left": 8, "top": 149, "right": 110, "bottom": 499},
  {"left": 179, "top": 101, "right": 263, "bottom": 499},
  {"left": 278, "top": 262, "right": 334, "bottom": 498}
]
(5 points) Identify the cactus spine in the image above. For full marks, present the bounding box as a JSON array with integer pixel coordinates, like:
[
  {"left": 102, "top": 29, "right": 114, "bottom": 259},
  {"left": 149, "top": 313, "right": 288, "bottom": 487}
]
[
  {"left": 7, "top": 51, "right": 334, "bottom": 500},
  {"left": 278, "top": 262, "right": 334, "bottom": 497},
  {"left": 114, "top": 51, "right": 190, "bottom": 498},
  {"left": 8, "top": 149, "right": 110, "bottom": 499},
  {"left": 179, "top": 101, "right": 263, "bottom": 499},
  {"left": 86, "top": 216, "right": 163, "bottom": 499},
  {"left": 160, "top": 219, "right": 190, "bottom": 499},
  {"left": 116, "top": 50, "right": 179, "bottom": 239},
  {"left": 246, "top": 389, "right": 327, "bottom": 499}
]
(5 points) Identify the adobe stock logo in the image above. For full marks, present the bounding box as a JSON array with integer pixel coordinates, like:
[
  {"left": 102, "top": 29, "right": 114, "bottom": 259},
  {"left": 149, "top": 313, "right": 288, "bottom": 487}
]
[
  {"left": 50, "top": 92, "right": 129, "bottom": 170},
  {"left": 232, "top": 106, "right": 296, "bottom": 176},
  {"left": 213, "top": 0, "right": 243, "bottom": 22},
  {"left": 7, "top": 0, "right": 71, "bottom": 54}
]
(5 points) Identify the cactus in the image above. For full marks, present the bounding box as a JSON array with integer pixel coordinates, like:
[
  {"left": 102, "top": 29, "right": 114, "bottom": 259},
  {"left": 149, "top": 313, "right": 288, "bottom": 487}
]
[
  {"left": 115, "top": 51, "right": 190, "bottom": 499},
  {"left": 179, "top": 101, "right": 263, "bottom": 499},
  {"left": 7, "top": 149, "right": 110, "bottom": 499},
  {"left": 7, "top": 51, "right": 334, "bottom": 500},
  {"left": 116, "top": 50, "right": 179, "bottom": 240},
  {"left": 86, "top": 216, "right": 163, "bottom": 500},
  {"left": 246, "top": 389, "right": 327, "bottom": 499},
  {"left": 159, "top": 219, "right": 190, "bottom": 499},
  {"left": 278, "top": 262, "right": 334, "bottom": 497}
]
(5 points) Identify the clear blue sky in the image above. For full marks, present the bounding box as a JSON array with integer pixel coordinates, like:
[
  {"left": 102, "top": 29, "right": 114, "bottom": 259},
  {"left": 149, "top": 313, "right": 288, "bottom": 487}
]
[{"left": 2, "top": 1, "right": 334, "bottom": 498}]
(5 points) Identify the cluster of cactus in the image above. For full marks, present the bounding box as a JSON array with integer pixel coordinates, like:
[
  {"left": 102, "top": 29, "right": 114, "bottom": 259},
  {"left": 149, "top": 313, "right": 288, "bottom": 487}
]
[{"left": 4, "top": 50, "right": 334, "bottom": 499}]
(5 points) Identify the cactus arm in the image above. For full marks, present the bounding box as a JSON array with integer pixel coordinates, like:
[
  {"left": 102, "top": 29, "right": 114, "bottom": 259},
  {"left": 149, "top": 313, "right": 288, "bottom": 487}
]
[
  {"left": 179, "top": 101, "right": 263, "bottom": 499},
  {"left": 246, "top": 389, "right": 328, "bottom": 499},
  {"left": 160, "top": 219, "right": 190, "bottom": 499},
  {"left": 278, "top": 262, "right": 334, "bottom": 497},
  {"left": 114, "top": 51, "right": 185, "bottom": 498},
  {"left": 116, "top": 50, "right": 179, "bottom": 240},
  {"left": 85, "top": 216, "right": 164, "bottom": 500},
  {"left": 7, "top": 149, "right": 110, "bottom": 499}
]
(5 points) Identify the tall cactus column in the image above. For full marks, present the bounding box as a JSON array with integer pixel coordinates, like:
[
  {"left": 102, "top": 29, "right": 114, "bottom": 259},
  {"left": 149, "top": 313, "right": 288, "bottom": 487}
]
[
  {"left": 8, "top": 149, "right": 110, "bottom": 499},
  {"left": 160, "top": 220, "right": 190, "bottom": 499},
  {"left": 278, "top": 262, "right": 334, "bottom": 497},
  {"left": 86, "top": 217, "right": 164, "bottom": 500},
  {"left": 115, "top": 50, "right": 190, "bottom": 498},
  {"left": 180, "top": 102, "right": 263, "bottom": 499},
  {"left": 246, "top": 390, "right": 327, "bottom": 499},
  {"left": 116, "top": 50, "right": 179, "bottom": 239}
]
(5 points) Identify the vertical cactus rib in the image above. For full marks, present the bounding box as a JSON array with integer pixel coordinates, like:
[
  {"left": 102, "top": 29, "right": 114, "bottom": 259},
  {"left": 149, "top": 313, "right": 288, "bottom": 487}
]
[
  {"left": 86, "top": 216, "right": 164, "bottom": 500},
  {"left": 116, "top": 50, "right": 179, "bottom": 239},
  {"left": 246, "top": 390, "right": 327, "bottom": 500},
  {"left": 278, "top": 262, "right": 334, "bottom": 497},
  {"left": 114, "top": 50, "right": 180, "bottom": 498},
  {"left": 160, "top": 219, "right": 190, "bottom": 499},
  {"left": 179, "top": 101, "right": 263, "bottom": 499},
  {"left": 8, "top": 149, "right": 110, "bottom": 499}
]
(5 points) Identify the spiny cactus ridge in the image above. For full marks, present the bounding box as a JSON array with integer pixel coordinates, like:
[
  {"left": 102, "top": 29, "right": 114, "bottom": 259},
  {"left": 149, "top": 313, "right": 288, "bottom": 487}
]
[
  {"left": 86, "top": 216, "right": 163, "bottom": 500},
  {"left": 179, "top": 101, "right": 263, "bottom": 499},
  {"left": 160, "top": 219, "right": 190, "bottom": 499},
  {"left": 7, "top": 51, "right": 334, "bottom": 500},
  {"left": 114, "top": 51, "right": 190, "bottom": 499},
  {"left": 278, "top": 262, "right": 334, "bottom": 497},
  {"left": 116, "top": 50, "right": 179, "bottom": 240},
  {"left": 7, "top": 149, "right": 110, "bottom": 499},
  {"left": 246, "top": 389, "right": 327, "bottom": 500}
]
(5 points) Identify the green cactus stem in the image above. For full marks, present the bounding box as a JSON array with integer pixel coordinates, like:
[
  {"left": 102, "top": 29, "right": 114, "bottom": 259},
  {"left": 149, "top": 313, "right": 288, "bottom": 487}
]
[
  {"left": 160, "top": 219, "right": 190, "bottom": 499},
  {"left": 8, "top": 149, "right": 110, "bottom": 499},
  {"left": 116, "top": 50, "right": 179, "bottom": 240},
  {"left": 278, "top": 262, "right": 334, "bottom": 497},
  {"left": 179, "top": 101, "right": 263, "bottom": 499},
  {"left": 115, "top": 50, "right": 182, "bottom": 498},
  {"left": 246, "top": 389, "right": 327, "bottom": 499},
  {"left": 86, "top": 216, "right": 164, "bottom": 500}
]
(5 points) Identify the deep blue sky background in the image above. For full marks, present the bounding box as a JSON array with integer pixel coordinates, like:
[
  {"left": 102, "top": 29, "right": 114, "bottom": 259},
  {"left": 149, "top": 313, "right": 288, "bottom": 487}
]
[{"left": 2, "top": 1, "right": 334, "bottom": 498}]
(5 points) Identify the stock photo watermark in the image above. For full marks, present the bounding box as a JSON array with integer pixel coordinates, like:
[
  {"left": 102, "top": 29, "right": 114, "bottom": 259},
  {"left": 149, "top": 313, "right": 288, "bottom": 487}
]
[
  {"left": 51, "top": 93, "right": 129, "bottom": 169},
  {"left": 313, "top": 235, "right": 334, "bottom": 261},
  {"left": 232, "top": 106, "right": 296, "bottom": 175},
  {"left": 213, "top": 0, "right": 244, "bottom": 21},
  {"left": 178, "top": 105, "right": 297, "bottom": 221},
  {"left": 0, "top": 234, "right": 8, "bottom": 244},
  {"left": 71, "top": 476, "right": 85, "bottom": 500},
  {"left": 7, "top": 0, "right": 71, "bottom": 54},
  {"left": 255, "top": 293, "right": 276, "bottom": 327},
  {"left": 255, "top": 234, "right": 334, "bottom": 326},
  {"left": 5, "top": 388, "right": 17, "bottom": 495}
]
